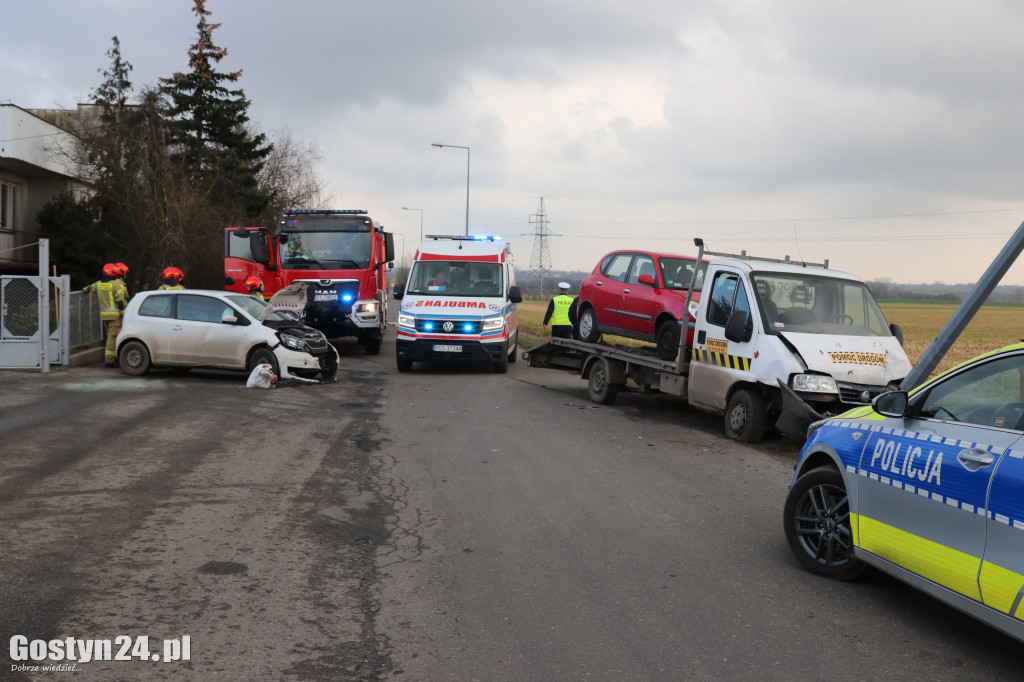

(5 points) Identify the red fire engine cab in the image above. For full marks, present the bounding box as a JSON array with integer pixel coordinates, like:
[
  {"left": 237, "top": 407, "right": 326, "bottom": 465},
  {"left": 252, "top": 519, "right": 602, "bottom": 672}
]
[{"left": 225, "top": 209, "right": 395, "bottom": 354}]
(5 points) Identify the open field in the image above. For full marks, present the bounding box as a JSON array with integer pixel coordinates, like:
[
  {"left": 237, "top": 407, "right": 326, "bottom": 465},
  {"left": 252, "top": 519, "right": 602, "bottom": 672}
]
[{"left": 518, "top": 299, "right": 1024, "bottom": 378}]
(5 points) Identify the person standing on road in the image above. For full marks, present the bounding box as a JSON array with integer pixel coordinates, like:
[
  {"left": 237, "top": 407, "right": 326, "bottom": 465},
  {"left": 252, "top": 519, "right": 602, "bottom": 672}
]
[
  {"left": 84, "top": 263, "right": 129, "bottom": 367},
  {"left": 114, "top": 262, "right": 130, "bottom": 299},
  {"left": 543, "top": 281, "right": 575, "bottom": 339},
  {"left": 157, "top": 267, "right": 186, "bottom": 290}
]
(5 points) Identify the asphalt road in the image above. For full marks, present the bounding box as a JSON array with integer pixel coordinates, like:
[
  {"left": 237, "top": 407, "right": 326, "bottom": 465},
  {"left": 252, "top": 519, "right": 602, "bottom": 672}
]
[{"left": 1, "top": 328, "right": 1022, "bottom": 680}]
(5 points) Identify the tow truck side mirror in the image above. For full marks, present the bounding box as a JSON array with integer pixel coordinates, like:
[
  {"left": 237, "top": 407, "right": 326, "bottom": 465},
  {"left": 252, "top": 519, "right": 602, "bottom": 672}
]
[
  {"left": 509, "top": 286, "right": 523, "bottom": 303},
  {"left": 889, "top": 322, "right": 904, "bottom": 347},
  {"left": 725, "top": 309, "right": 753, "bottom": 343}
]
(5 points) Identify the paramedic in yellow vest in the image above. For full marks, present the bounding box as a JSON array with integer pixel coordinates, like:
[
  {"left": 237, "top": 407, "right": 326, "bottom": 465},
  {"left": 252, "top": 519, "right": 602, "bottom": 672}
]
[
  {"left": 543, "top": 281, "right": 575, "bottom": 339},
  {"left": 157, "top": 267, "right": 185, "bottom": 290},
  {"left": 84, "top": 263, "right": 129, "bottom": 367}
]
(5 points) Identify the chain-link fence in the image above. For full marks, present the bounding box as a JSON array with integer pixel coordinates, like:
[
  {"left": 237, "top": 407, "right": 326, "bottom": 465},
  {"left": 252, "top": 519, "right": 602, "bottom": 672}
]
[{"left": 69, "top": 290, "right": 102, "bottom": 349}]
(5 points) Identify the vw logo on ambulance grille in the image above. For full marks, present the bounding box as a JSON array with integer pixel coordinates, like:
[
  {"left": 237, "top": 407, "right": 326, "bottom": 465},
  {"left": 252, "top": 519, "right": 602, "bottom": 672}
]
[{"left": 442, "top": 321, "right": 454, "bottom": 332}]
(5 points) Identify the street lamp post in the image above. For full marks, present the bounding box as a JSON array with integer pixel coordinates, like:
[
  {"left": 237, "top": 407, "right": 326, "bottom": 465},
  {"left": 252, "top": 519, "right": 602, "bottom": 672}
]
[
  {"left": 401, "top": 206, "right": 423, "bottom": 242},
  {"left": 431, "top": 143, "right": 470, "bottom": 236}
]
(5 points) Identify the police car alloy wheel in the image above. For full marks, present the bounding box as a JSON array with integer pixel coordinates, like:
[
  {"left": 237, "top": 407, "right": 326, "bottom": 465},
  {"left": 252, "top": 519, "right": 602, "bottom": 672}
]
[{"left": 783, "top": 467, "right": 866, "bottom": 581}]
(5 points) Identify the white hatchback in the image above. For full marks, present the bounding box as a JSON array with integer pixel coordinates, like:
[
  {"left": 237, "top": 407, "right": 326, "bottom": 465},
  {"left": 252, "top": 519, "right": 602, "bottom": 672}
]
[{"left": 115, "top": 289, "right": 338, "bottom": 383}]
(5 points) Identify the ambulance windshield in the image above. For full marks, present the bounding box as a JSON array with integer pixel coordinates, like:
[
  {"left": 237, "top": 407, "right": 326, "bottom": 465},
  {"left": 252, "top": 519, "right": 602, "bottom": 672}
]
[
  {"left": 750, "top": 272, "right": 891, "bottom": 336},
  {"left": 407, "top": 261, "right": 504, "bottom": 297}
]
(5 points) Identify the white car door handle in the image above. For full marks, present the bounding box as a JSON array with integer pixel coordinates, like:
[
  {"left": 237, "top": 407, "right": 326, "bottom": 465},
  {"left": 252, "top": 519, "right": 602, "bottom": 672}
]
[{"left": 957, "top": 448, "right": 994, "bottom": 471}]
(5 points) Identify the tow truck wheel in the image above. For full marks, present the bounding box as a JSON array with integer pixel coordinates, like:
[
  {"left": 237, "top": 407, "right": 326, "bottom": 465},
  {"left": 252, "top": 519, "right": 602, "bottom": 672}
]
[
  {"left": 578, "top": 307, "right": 601, "bottom": 343},
  {"left": 587, "top": 360, "right": 620, "bottom": 405},
  {"left": 724, "top": 388, "right": 766, "bottom": 443},
  {"left": 655, "top": 321, "right": 680, "bottom": 361},
  {"left": 783, "top": 467, "right": 866, "bottom": 581}
]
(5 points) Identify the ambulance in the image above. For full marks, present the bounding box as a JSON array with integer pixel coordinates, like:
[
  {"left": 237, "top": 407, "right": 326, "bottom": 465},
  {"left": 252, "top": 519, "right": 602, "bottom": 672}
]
[{"left": 394, "top": 235, "right": 522, "bottom": 373}]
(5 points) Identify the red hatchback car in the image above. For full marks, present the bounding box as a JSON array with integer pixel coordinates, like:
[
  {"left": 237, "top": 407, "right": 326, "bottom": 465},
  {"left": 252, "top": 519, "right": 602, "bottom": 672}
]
[{"left": 576, "top": 250, "right": 707, "bottom": 359}]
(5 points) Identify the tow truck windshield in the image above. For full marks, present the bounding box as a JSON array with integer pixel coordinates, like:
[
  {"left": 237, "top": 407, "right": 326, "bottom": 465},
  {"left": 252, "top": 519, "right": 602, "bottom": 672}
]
[
  {"left": 751, "top": 272, "right": 890, "bottom": 336},
  {"left": 406, "top": 261, "right": 504, "bottom": 297}
]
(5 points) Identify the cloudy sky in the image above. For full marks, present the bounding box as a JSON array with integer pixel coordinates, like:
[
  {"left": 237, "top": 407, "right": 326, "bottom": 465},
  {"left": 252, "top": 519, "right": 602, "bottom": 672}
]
[{"left": 7, "top": 0, "right": 1024, "bottom": 284}]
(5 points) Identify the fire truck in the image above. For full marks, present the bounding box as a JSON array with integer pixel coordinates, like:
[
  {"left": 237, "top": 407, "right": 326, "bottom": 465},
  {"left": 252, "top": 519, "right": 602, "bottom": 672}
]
[{"left": 225, "top": 210, "right": 395, "bottom": 354}]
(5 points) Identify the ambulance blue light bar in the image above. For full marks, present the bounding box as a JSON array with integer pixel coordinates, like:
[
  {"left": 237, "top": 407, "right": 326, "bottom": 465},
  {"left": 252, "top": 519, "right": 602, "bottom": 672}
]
[
  {"left": 283, "top": 209, "right": 368, "bottom": 216},
  {"left": 425, "top": 234, "right": 503, "bottom": 242}
]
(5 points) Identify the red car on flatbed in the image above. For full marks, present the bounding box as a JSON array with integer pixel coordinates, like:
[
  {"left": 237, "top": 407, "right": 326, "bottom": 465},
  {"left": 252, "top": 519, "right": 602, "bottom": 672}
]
[{"left": 576, "top": 250, "right": 707, "bottom": 360}]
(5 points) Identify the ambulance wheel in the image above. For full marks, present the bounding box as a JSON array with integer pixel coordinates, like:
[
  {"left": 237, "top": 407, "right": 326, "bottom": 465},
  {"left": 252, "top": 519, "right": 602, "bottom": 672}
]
[
  {"left": 248, "top": 346, "right": 280, "bottom": 376},
  {"left": 587, "top": 360, "right": 619, "bottom": 405},
  {"left": 724, "top": 388, "right": 766, "bottom": 443},
  {"left": 508, "top": 340, "right": 518, "bottom": 364},
  {"left": 119, "top": 340, "right": 151, "bottom": 376},
  {"left": 655, "top": 320, "right": 680, "bottom": 360},
  {"left": 492, "top": 345, "right": 509, "bottom": 373},
  {"left": 783, "top": 467, "right": 866, "bottom": 581},
  {"left": 396, "top": 357, "right": 412, "bottom": 373},
  {"left": 578, "top": 306, "right": 601, "bottom": 343}
]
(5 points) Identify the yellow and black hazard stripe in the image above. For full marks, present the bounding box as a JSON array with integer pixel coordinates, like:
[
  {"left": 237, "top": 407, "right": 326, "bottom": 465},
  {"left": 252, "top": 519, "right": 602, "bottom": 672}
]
[{"left": 694, "top": 348, "right": 751, "bottom": 371}]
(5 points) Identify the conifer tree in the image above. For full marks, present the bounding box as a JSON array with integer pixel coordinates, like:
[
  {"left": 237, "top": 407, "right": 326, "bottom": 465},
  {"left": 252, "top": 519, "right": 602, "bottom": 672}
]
[{"left": 160, "top": 0, "right": 272, "bottom": 220}]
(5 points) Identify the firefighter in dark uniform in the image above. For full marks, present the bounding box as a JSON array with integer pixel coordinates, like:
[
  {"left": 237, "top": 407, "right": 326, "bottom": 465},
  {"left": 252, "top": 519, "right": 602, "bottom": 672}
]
[
  {"left": 84, "top": 263, "right": 129, "bottom": 367},
  {"left": 543, "top": 281, "right": 575, "bottom": 339}
]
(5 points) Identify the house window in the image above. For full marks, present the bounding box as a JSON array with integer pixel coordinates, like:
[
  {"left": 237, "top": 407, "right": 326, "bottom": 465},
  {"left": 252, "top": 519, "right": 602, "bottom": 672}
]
[{"left": 0, "top": 181, "right": 19, "bottom": 229}]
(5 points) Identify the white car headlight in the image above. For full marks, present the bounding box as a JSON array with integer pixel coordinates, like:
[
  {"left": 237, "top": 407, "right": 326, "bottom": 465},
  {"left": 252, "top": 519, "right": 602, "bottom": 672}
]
[
  {"left": 279, "top": 333, "right": 309, "bottom": 351},
  {"left": 481, "top": 316, "right": 504, "bottom": 331},
  {"left": 793, "top": 374, "right": 838, "bottom": 394},
  {"left": 398, "top": 313, "right": 416, "bottom": 329}
]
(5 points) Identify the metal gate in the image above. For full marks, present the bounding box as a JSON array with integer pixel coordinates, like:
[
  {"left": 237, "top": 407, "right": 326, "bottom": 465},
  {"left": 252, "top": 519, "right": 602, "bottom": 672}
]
[{"left": 0, "top": 275, "right": 70, "bottom": 369}]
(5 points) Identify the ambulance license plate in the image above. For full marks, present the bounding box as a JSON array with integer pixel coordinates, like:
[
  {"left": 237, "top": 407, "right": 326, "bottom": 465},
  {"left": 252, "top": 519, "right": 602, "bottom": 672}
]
[{"left": 433, "top": 344, "right": 462, "bottom": 352}]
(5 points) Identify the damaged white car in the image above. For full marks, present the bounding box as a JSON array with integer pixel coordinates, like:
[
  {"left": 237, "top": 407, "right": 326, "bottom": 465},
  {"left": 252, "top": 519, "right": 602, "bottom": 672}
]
[{"left": 116, "top": 289, "right": 339, "bottom": 384}]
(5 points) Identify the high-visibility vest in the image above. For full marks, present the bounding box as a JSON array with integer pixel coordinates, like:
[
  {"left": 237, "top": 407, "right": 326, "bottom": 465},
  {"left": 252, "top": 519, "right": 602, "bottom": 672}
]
[
  {"left": 158, "top": 284, "right": 185, "bottom": 290},
  {"left": 85, "top": 280, "right": 126, "bottom": 320},
  {"left": 550, "top": 294, "right": 574, "bottom": 326}
]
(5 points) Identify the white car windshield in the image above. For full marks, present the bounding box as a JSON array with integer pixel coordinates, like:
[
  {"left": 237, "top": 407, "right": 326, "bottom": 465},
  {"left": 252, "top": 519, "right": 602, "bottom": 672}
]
[
  {"left": 751, "top": 273, "right": 891, "bottom": 336},
  {"left": 406, "top": 261, "right": 503, "bottom": 297}
]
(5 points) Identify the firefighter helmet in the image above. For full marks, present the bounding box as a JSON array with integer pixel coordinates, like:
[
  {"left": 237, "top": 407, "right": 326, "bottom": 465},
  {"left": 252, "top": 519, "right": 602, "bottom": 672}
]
[
  {"left": 115, "top": 262, "right": 129, "bottom": 276},
  {"left": 244, "top": 275, "right": 264, "bottom": 292},
  {"left": 102, "top": 263, "right": 118, "bottom": 277},
  {"left": 161, "top": 266, "right": 184, "bottom": 282}
]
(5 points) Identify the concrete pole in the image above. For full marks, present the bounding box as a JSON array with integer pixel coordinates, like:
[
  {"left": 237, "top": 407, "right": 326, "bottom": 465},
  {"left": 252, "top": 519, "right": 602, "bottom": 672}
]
[{"left": 38, "top": 238, "right": 49, "bottom": 374}]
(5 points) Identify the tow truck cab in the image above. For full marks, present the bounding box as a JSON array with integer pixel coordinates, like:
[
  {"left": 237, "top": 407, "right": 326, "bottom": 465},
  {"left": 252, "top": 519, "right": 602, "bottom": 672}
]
[
  {"left": 394, "top": 235, "right": 522, "bottom": 373},
  {"left": 688, "top": 249, "right": 911, "bottom": 441}
]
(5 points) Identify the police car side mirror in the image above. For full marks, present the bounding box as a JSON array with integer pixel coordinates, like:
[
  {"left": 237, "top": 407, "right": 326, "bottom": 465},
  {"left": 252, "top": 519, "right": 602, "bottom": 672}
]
[
  {"left": 725, "top": 309, "right": 752, "bottom": 343},
  {"left": 873, "top": 391, "right": 908, "bottom": 418},
  {"left": 509, "top": 286, "right": 523, "bottom": 303}
]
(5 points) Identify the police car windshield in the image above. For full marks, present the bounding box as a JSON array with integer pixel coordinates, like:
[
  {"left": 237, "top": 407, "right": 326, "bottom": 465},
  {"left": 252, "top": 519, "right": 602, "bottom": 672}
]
[
  {"left": 751, "top": 273, "right": 890, "bottom": 336},
  {"left": 407, "top": 261, "right": 503, "bottom": 297},
  {"left": 279, "top": 230, "right": 371, "bottom": 270}
]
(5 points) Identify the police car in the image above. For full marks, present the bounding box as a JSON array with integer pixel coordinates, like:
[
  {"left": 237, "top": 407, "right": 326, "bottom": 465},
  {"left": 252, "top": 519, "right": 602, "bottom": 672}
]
[{"left": 784, "top": 343, "right": 1024, "bottom": 643}]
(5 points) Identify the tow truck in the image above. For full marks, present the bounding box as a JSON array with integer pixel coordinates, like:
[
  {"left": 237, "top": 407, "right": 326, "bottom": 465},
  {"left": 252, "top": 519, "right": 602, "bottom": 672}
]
[{"left": 524, "top": 238, "right": 911, "bottom": 442}]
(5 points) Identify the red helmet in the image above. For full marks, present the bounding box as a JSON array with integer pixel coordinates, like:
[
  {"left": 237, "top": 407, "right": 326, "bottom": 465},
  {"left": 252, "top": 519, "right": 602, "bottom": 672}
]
[
  {"left": 244, "top": 275, "right": 264, "bottom": 292},
  {"left": 161, "top": 266, "right": 184, "bottom": 282},
  {"left": 102, "top": 263, "right": 118, "bottom": 277},
  {"left": 115, "top": 262, "right": 129, "bottom": 276}
]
